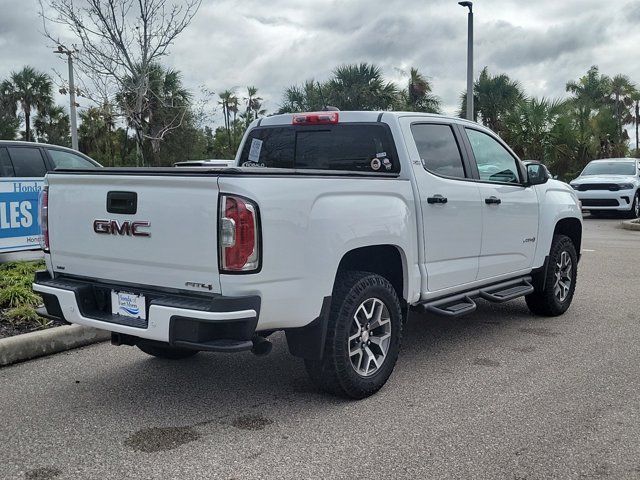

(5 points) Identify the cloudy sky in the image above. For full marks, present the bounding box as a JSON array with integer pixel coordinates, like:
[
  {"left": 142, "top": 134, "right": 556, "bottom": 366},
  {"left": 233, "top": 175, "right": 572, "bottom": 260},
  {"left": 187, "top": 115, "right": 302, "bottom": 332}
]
[{"left": 1, "top": 0, "right": 640, "bottom": 121}]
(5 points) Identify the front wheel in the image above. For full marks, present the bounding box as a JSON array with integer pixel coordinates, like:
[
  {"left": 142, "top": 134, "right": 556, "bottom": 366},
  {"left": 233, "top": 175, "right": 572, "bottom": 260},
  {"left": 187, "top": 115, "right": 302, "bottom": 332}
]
[
  {"left": 525, "top": 234, "right": 578, "bottom": 316},
  {"left": 304, "top": 271, "right": 403, "bottom": 399},
  {"left": 137, "top": 340, "right": 199, "bottom": 359}
]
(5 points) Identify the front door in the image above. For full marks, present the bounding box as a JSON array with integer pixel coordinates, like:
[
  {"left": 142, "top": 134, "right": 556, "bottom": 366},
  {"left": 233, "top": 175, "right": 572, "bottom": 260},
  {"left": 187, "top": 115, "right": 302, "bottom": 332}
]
[{"left": 462, "top": 127, "right": 539, "bottom": 280}]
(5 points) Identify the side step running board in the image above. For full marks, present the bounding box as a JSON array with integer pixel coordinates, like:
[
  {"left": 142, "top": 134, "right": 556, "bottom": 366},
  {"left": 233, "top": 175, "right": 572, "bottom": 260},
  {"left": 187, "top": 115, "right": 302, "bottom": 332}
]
[
  {"left": 479, "top": 281, "right": 534, "bottom": 303},
  {"left": 416, "top": 277, "right": 533, "bottom": 318},
  {"left": 425, "top": 296, "right": 477, "bottom": 317}
]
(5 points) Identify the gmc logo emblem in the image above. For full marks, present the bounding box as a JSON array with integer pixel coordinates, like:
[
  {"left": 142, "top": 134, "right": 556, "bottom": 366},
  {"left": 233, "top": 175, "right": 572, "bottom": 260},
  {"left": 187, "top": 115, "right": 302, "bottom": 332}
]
[{"left": 93, "top": 219, "right": 151, "bottom": 237}]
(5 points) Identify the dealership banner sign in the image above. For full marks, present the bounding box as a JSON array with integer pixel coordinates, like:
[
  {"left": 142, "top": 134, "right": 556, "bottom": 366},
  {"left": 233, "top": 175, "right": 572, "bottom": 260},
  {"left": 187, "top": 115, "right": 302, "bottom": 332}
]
[{"left": 0, "top": 178, "right": 43, "bottom": 253}]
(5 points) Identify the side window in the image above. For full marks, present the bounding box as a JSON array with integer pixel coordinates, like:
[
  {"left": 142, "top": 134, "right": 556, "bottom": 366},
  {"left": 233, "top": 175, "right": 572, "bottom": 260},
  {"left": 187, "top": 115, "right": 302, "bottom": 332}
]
[
  {"left": 465, "top": 129, "right": 521, "bottom": 184},
  {"left": 410, "top": 124, "right": 466, "bottom": 178},
  {"left": 0, "top": 148, "right": 14, "bottom": 177},
  {"left": 48, "top": 149, "right": 97, "bottom": 169},
  {"left": 7, "top": 147, "right": 47, "bottom": 177}
]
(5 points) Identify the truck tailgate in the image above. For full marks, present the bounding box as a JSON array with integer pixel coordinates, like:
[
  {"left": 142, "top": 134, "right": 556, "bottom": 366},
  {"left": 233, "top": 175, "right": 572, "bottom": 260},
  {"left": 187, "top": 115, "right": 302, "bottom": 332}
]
[{"left": 47, "top": 173, "right": 221, "bottom": 294}]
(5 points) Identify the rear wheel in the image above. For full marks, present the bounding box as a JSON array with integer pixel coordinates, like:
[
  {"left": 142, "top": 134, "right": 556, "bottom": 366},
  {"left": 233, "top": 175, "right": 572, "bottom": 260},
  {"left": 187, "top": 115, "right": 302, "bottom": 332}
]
[
  {"left": 525, "top": 235, "right": 578, "bottom": 316},
  {"left": 137, "top": 340, "right": 199, "bottom": 360},
  {"left": 304, "top": 271, "right": 403, "bottom": 399}
]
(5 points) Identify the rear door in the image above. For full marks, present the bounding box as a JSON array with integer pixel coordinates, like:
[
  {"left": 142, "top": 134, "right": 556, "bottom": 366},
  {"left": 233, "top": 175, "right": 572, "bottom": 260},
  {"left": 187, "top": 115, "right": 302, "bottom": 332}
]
[
  {"left": 461, "top": 127, "right": 539, "bottom": 280},
  {"left": 401, "top": 118, "right": 483, "bottom": 293},
  {"left": 47, "top": 173, "right": 222, "bottom": 294}
]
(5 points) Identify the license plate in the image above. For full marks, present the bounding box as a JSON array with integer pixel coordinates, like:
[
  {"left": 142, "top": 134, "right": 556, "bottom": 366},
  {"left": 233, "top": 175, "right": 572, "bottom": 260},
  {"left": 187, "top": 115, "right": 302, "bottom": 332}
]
[{"left": 111, "top": 291, "right": 147, "bottom": 319}]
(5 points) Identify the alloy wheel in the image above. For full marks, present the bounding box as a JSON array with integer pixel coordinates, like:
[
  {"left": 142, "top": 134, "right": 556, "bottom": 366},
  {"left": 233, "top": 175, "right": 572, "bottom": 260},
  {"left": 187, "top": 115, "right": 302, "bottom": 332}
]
[
  {"left": 348, "top": 298, "right": 392, "bottom": 377},
  {"left": 553, "top": 251, "right": 573, "bottom": 302}
]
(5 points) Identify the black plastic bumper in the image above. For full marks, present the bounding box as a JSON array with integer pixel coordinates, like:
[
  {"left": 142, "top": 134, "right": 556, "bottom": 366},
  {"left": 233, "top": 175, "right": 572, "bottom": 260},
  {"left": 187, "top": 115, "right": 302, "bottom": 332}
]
[{"left": 33, "top": 271, "right": 261, "bottom": 348}]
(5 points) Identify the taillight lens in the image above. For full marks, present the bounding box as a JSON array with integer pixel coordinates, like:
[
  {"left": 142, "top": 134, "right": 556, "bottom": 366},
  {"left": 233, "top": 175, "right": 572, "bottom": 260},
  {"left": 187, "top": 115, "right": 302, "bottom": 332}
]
[
  {"left": 38, "top": 186, "right": 49, "bottom": 252},
  {"left": 219, "top": 195, "right": 260, "bottom": 272}
]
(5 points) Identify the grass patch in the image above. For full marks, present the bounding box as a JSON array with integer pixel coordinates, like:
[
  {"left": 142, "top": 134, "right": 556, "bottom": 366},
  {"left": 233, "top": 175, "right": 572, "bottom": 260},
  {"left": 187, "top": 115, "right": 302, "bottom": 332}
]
[{"left": 1, "top": 261, "right": 52, "bottom": 335}]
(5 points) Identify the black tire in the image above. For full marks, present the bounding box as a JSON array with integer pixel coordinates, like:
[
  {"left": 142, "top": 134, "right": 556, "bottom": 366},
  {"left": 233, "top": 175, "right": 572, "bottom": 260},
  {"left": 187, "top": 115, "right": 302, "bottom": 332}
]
[
  {"left": 137, "top": 340, "right": 199, "bottom": 360},
  {"left": 626, "top": 191, "right": 640, "bottom": 219},
  {"left": 525, "top": 235, "right": 578, "bottom": 316},
  {"left": 304, "top": 271, "right": 403, "bottom": 399}
]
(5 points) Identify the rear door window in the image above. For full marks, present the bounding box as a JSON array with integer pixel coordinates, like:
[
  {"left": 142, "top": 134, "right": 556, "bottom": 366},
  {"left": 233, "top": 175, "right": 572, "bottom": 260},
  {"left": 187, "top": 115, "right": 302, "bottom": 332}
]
[
  {"left": 239, "top": 124, "right": 399, "bottom": 173},
  {"left": 7, "top": 147, "right": 47, "bottom": 177},
  {"left": 410, "top": 123, "right": 466, "bottom": 178},
  {"left": 0, "top": 148, "right": 14, "bottom": 177}
]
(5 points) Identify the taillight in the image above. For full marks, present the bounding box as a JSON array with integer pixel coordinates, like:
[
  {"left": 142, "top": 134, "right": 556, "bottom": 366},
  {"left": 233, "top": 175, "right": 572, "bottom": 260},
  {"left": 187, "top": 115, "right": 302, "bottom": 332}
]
[
  {"left": 38, "top": 186, "right": 49, "bottom": 252},
  {"left": 219, "top": 195, "right": 260, "bottom": 272},
  {"left": 292, "top": 111, "right": 339, "bottom": 125}
]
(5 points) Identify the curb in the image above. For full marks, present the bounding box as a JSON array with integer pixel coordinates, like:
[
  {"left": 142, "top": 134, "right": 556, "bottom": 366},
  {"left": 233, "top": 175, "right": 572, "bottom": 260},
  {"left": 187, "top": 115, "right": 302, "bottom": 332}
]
[
  {"left": 621, "top": 220, "right": 640, "bottom": 231},
  {"left": 0, "top": 324, "right": 110, "bottom": 367}
]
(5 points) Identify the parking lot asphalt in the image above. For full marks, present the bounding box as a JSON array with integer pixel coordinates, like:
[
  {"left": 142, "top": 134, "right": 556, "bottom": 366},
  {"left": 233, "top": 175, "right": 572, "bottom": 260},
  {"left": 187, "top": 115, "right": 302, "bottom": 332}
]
[{"left": 1, "top": 217, "right": 639, "bottom": 480}]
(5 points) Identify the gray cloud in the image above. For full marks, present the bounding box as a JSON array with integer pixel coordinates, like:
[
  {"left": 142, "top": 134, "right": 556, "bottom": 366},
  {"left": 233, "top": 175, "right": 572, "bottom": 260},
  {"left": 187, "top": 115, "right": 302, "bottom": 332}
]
[{"left": 1, "top": 0, "right": 640, "bottom": 119}]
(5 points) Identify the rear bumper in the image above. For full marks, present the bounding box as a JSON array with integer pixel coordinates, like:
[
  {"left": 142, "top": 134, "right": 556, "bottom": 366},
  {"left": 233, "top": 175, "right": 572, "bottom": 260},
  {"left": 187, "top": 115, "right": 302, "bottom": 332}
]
[
  {"left": 32, "top": 271, "right": 260, "bottom": 345},
  {"left": 576, "top": 189, "right": 635, "bottom": 210}
]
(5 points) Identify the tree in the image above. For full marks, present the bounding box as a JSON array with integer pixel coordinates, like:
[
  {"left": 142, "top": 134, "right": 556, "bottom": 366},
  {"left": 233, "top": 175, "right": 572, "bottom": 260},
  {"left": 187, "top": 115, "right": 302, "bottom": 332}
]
[
  {"left": 630, "top": 89, "right": 640, "bottom": 157},
  {"left": 34, "top": 104, "right": 70, "bottom": 146},
  {"left": 565, "top": 66, "right": 615, "bottom": 163},
  {"left": 41, "top": 0, "right": 202, "bottom": 163},
  {"left": 0, "top": 93, "right": 19, "bottom": 140},
  {"left": 278, "top": 80, "right": 326, "bottom": 113},
  {"left": 459, "top": 67, "right": 524, "bottom": 134},
  {"left": 243, "top": 86, "right": 265, "bottom": 127},
  {"left": 78, "top": 103, "right": 121, "bottom": 165},
  {"left": 218, "top": 89, "right": 237, "bottom": 150},
  {"left": 608, "top": 74, "right": 635, "bottom": 142},
  {"left": 502, "top": 97, "right": 567, "bottom": 161},
  {"left": 401, "top": 67, "right": 441, "bottom": 113},
  {"left": 0, "top": 66, "right": 53, "bottom": 142},
  {"left": 326, "top": 63, "right": 398, "bottom": 110}
]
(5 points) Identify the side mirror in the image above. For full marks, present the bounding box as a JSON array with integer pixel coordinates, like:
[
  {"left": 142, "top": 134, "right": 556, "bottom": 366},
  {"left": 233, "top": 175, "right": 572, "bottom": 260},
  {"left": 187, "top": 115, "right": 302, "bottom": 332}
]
[{"left": 526, "top": 163, "right": 549, "bottom": 186}]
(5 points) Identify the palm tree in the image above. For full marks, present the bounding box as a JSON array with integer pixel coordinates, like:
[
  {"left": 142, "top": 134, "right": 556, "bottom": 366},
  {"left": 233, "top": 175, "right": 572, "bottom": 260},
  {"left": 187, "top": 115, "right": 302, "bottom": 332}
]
[
  {"left": 1, "top": 66, "right": 53, "bottom": 142},
  {"left": 218, "top": 89, "right": 237, "bottom": 149},
  {"left": 326, "top": 63, "right": 398, "bottom": 110},
  {"left": 278, "top": 80, "right": 326, "bottom": 113},
  {"left": 244, "top": 86, "right": 265, "bottom": 126},
  {"left": 565, "top": 66, "right": 613, "bottom": 162},
  {"left": 459, "top": 67, "right": 524, "bottom": 134},
  {"left": 609, "top": 74, "right": 636, "bottom": 141},
  {"left": 502, "top": 97, "right": 567, "bottom": 161},
  {"left": 403, "top": 67, "right": 441, "bottom": 113},
  {"left": 630, "top": 89, "right": 640, "bottom": 156},
  {"left": 34, "top": 105, "right": 70, "bottom": 146}
]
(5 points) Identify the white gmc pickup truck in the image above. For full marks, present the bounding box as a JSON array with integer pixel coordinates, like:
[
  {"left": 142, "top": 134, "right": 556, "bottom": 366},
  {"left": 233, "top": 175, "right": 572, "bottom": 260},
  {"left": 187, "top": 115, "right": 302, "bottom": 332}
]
[{"left": 33, "top": 111, "right": 582, "bottom": 398}]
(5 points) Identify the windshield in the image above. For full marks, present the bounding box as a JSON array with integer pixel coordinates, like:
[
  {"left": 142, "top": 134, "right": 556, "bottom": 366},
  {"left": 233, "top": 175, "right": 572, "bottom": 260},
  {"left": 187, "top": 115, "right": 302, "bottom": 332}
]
[
  {"left": 581, "top": 161, "right": 636, "bottom": 176},
  {"left": 238, "top": 124, "right": 399, "bottom": 173}
]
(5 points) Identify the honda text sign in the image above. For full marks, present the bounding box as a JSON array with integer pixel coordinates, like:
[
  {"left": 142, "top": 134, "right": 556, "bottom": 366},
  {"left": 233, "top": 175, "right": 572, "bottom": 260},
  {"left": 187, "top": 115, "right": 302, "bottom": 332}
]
[{"left": 0, "top": 178, "right": 43, "bottom": 253}]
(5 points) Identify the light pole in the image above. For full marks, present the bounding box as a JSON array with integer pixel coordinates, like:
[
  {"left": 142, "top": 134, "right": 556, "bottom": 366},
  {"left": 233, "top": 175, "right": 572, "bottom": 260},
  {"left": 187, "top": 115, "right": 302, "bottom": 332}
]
[
  {"left": 54, "top": 45, "right": 79, "bottom": 150},
  {"left": 459, "top": 1, "right": 474, "bottom": 121}
]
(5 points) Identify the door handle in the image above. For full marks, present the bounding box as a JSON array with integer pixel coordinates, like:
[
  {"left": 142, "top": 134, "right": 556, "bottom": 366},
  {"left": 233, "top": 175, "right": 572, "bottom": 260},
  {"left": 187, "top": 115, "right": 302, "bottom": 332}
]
[
  {"left": 485, "top": 196, "right": 501, "bottom": 205},
  {"left": 427, "top": 195, "right": 448, "bottom": 205}
]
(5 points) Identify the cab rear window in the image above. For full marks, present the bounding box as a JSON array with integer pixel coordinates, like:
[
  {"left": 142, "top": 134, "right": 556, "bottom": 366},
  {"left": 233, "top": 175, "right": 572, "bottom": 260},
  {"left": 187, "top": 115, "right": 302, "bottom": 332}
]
[{"left": 239, "top": 124, "right": 399, "bottom": 173}]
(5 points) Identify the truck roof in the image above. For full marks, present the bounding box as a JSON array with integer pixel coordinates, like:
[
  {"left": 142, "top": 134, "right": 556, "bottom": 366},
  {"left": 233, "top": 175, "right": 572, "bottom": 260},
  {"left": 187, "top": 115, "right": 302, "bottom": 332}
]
[{"left": 258, "top": 111, "right": 480, "bottom": 128}]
